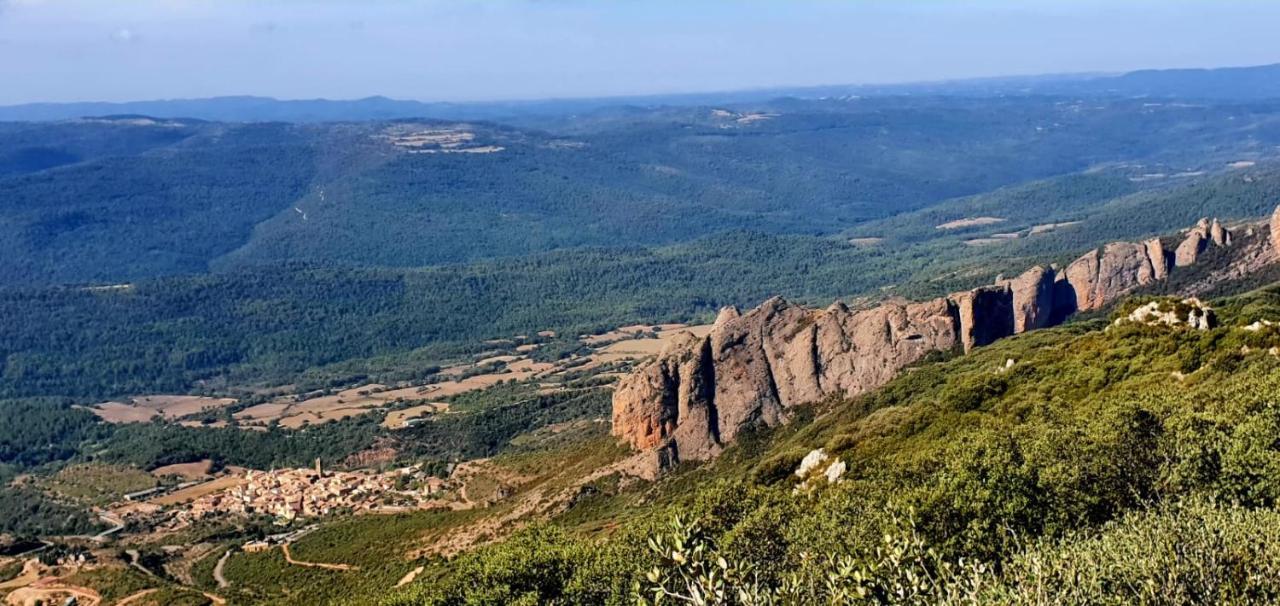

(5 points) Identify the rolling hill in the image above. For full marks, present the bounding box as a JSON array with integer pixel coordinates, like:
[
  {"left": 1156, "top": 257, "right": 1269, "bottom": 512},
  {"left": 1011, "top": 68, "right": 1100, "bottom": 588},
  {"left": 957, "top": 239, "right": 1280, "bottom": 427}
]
[{"left": 3, "top": 96, "right": 1280, "bottom": 285}]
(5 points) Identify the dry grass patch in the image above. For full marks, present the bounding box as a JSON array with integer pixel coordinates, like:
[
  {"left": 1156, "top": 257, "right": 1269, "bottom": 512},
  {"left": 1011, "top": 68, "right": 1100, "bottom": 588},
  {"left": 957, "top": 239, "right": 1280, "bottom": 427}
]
[
  {"left": 88, "top": 396, "right": 236, "bottom": 424},
  {"left": 149, "top": 475, "right": 245, "bottom": 507},
  {"left": 382, "top": 403, "right": 450, "bottom": 429},
  {"left": 151, "top": 460, "right": 213, "bottom": 480},
  {"left": 936, "top": 216, "right": 1006, "bottom": 230},
  {"left": 1029, "top": 221, "right": 1082, "bottom": 235}
]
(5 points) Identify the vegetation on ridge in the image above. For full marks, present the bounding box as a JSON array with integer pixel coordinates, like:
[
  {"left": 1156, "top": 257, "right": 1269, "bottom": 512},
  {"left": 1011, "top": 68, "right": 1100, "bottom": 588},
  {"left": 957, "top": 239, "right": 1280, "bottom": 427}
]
[{"left": 377, "top": 286, "right": 1280, "bottom": 605}]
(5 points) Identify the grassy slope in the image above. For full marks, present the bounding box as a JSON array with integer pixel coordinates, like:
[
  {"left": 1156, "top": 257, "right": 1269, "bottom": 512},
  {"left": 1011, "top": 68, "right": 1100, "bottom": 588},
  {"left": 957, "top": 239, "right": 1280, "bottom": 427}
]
[{"left": 372, "top": 282, "right": 1280, "bottom": 604}]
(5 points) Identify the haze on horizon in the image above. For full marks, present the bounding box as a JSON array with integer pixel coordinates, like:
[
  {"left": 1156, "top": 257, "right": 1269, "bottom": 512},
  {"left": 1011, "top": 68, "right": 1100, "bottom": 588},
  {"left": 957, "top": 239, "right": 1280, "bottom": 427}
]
[{"left": 1, "top": 0, "right": 1278, "bottom": 106}]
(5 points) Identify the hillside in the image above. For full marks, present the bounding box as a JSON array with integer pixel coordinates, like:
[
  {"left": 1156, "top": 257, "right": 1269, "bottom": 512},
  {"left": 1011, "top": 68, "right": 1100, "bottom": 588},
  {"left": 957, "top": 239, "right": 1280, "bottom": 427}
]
[
  {"left": 7, "top": 62, "right": 1280, "bottom": 606},
  {"left": 0, "top": 213, "right": 1276, "bottom": 606},
  {"left": 6, "top": 163, "right": 1280, "bottom": 404},
  {"left": 375, "top": 281, "right": 1280, "bottom": 605},
  {"left": 3, "top": 96, "right": 1280, "bottom": 285}
]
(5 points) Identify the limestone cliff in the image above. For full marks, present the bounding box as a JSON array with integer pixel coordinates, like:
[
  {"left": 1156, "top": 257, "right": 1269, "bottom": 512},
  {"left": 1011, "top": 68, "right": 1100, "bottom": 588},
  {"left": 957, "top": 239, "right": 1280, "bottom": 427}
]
[
  {"left": 613, "top": 214, "right": 1255, "bottom": 475},
  {"left": 1273, "top": 206, "right": 1280, "bottom": 258}
]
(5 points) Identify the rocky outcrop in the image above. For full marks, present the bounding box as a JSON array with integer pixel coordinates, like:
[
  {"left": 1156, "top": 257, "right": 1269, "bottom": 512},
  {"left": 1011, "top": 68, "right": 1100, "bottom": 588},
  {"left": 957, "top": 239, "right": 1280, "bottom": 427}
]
[
  {"left": 1272, "top": 206, "right": 1280, "bottom": 258},
  {"left": 1145, "top": 238, "right": 1169, "bottom": 281},
  {"left": 612, "top": 295, "right": 962, "bottom": 466},
  {"left": 1115, "top": 298, "right": 1215, "bottom": 331},
  {"left": 613, "top": 215, "right": 1253, "bottom": 475},
  {"left": 1175, "top": 219, "right": 1214, "bottom": 267},
  {"left": 1005, "top": 265, "right": 1056, "bottom": 334}
]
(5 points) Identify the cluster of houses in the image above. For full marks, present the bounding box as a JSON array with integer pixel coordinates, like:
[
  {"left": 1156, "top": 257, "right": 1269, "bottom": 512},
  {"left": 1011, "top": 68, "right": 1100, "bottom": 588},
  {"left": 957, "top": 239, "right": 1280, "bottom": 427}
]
[{"left": 181, "top": 460, "right": 445, "bottom": 524}]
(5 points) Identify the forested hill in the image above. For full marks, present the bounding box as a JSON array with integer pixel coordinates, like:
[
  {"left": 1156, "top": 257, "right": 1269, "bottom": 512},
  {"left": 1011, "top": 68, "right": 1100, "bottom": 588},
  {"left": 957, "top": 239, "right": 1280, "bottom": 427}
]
[
  {"left": 4, "top": 162, "right": 1280, "bottom": 401},
  {"left": 4, "top": 96, "right": 1280, "bottom": 285},
  {"left": 3, "top": 63, "right": 1280, "bottom": 123}
]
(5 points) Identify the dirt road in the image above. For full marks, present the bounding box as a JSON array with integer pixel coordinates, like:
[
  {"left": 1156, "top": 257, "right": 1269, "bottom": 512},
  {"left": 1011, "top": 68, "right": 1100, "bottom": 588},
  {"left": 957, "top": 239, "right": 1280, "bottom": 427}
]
[
  {"left": 281, "top": 544, "right": 357, "bottom": 571},
  {"left": 212, "top": 549, "right": 232, "bottom": 589}
]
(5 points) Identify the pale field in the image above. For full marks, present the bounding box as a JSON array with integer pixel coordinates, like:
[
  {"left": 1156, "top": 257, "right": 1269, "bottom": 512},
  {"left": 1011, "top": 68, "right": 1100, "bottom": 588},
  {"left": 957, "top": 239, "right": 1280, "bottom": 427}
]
[
  {"left": 232, "top": 402, "right": 290, "bottom": 422},
  {"left": 235, "top": 385, "right": 388, "bottom": 426},
  {"left": 573, "top": 324, "right": 714, "bottom": 371},
  {"left": 234, "top": 359, "right": 558, "bottom": 428},
  {"left": 278, "top": 407, "right": 377, "bottom": 429},
  {"left": 507, "top": 358, "right": 554, "bottom": 373},
  {"left": 581, "top": 323, "right": 689, "bottom": 346},
  {"left": 735, "top": 113, "right": 778, "bottom": 124},
  {"left": 935, "top": 216, "right": 1006, "bottom": 230},
  {"left": 150, "top": 475, "right": 245, "bottom": 506},
  {"left": 382, "top": 403, "right": 451, "bottom": 429},
  {"left": 178, "top": 420, "right": 228, "bottom": 429},
  {"left": 151, "top": 460, "right": 213, "bottom": 479},
  {"left": 1028, "top": 221, "right": 1082, "bottom": 235},
  {"left": 95, "top": 321, "right": 704, "bottom": 434},
  {"left": 88, "top": 395, "right": 236, "bottom": 424},
  {"left": 5, "top": 583, "right": 101, "bottom": 606},
  {"left": 475, "top": 355, "right": 520, "bottom": 367},
  {"left": 964, "top": 238, "right": 1010, "bottom": 246},
  {"left": 848, "top": 237, "right": 884, "bottom": 246}
]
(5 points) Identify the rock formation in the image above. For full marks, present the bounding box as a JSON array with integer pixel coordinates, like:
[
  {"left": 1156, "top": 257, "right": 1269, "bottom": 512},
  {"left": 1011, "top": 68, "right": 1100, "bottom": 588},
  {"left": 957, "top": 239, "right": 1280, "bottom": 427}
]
[
  {"left": 1175, "top": 218, "right": 1214, "bottom": 267},
  {"left": 1273, "top": 206, "right": 1280, "bottom": 258},
  {"left": 1004, "top": 265, "right": 1056, "bottom": 333},
  {"left": 1115, "top": 298, "right": 1215, "bottom": 331},
  {"left": 612, "top": 295, "right": 962, "bottom": 468},
  {"left": 613, "top": 215, "right": 1249, "bottom": 475}
]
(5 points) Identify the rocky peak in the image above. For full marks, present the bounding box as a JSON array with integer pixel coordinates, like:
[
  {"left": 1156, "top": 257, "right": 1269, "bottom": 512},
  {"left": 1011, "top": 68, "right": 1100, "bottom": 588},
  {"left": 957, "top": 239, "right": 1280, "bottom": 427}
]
[
  {"left": 1272, "top": 206, "right": 1280, "bottom": 258},
  {"left": 612, "top": 212, "right": 1267, "bottom": 476},
  {"left": 1175, "top": 217, "right": 1232, "bottom": 267}
]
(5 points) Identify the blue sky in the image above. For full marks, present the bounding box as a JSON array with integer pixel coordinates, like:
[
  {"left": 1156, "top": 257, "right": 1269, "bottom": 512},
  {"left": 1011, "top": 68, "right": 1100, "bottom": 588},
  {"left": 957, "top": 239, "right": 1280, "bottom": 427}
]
[{"left": 1, "top": 0, "right": 1278, "bottom": 104}]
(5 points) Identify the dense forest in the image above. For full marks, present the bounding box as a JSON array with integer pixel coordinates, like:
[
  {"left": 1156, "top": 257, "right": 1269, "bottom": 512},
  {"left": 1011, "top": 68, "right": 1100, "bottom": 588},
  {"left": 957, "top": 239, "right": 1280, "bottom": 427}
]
[
  {"left": 4, "top": 162, "right": 1280, "bottom": 403},
  {"left": 3, "top": 96, "right": 1280, "bottom": 285}
]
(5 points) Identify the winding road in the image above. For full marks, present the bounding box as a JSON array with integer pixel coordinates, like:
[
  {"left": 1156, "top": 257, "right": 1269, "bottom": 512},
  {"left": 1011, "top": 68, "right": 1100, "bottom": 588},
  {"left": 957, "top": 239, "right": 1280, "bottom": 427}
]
[
  {"left": 281, "top": 544, "right": 357, "bottom": 571},
  {"left": 212, "top": 550, "right": 232, "bottom": 589}
]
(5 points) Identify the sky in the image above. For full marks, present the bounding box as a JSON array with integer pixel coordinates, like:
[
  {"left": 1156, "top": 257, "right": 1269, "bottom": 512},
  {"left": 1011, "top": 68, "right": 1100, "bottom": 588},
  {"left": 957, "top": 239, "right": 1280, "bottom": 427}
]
[{"left": 1, "top": 0, "right": 1278, "bottom": 105}]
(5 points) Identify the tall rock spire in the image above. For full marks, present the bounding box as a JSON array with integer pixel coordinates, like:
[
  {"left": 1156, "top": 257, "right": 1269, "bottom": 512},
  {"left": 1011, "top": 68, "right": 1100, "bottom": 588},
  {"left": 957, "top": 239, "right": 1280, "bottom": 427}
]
[{"left": 1272, "top": 205, "right": 1280, "bottom": 259}]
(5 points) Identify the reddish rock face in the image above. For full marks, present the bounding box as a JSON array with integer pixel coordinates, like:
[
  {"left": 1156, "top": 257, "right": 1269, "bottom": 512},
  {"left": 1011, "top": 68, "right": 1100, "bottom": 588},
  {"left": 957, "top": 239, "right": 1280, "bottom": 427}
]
[
  {"left": 610, "top": 296, "right": 966, "bottom": 467},
  {"left": 1145, "top": 239, "right": 1169, "bottom": 282},
  {"left": 1004, "top": 266, "right": 1056, "bottom": 334},
  {"left": 1094, "top": 241, "right": 1156, "bottom": 306},
  {"left": 1272, "top": 206, "right": 1280, "bottom": 259},
  {"left": 1063, "top": 248, "right": 1101, "bottom": 312},
  {"left": 612, "top": 215, "right": 1242, "bottom": 476},
  {"left": 1175, "top": 219, "right": 1212, "bottom": 267}
]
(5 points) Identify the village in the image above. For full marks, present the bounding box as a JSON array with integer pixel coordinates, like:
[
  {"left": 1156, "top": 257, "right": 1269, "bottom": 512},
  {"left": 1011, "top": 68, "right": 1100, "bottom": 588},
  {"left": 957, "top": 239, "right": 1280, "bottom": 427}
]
[{"left": 174, "top": 461, "right": 450, "bottom": 526}]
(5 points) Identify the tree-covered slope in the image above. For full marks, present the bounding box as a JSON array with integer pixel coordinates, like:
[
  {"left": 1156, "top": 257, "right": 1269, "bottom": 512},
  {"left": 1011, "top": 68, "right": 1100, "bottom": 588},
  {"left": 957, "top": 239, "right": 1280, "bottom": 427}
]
[
  {"left": 4, "top": 96, "right": 1280, "bottom": 285},
  {"left": 379, "top": 285, "right": 1280, "bottom": 605},
  {"left": 5, "top": 165, "right": 1279, "bottom": 401},
  {"left": 0, "top": 121, "right": 322, "bottom": 284}
]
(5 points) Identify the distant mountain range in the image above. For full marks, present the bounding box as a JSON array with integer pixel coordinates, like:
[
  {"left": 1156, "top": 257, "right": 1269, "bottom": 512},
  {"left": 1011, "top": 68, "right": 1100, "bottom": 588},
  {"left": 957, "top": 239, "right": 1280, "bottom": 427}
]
[{"left": 2, "top": 62, "right": 1279, "bottom": 123}]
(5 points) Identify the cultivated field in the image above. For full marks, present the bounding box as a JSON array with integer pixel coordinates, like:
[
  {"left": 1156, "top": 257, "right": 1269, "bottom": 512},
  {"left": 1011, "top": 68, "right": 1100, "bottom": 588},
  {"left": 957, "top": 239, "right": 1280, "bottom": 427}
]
[
  {"left": 935, "top": 216, "right": 1006, "bottom": 230},
  {"left": 150, "top": 460, "right": 213, "bottom": 480},
  {"left": 87, "top": 396, "right": 237, "bottom": 424},
  {"left": 382, "top": 403, "right": 450, "bottom": 429},
  {"left": 150, "top": 475, "right": 246, "bottom": 507}
]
